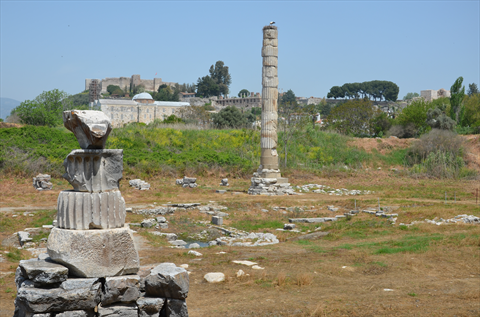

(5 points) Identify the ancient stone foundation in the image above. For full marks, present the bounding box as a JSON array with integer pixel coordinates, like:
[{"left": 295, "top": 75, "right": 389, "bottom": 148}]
[{"left": 14, "top": 259, "right": 189, "bottom": 317}]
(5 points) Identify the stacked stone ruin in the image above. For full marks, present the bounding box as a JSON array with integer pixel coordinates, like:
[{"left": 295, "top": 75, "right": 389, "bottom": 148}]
[
  {"left": 33, "top": 174, "right": 53, "bottom": 191},
  {"left": 13, "top": 110, "right": 189, "bottom": 317},
  {"left": 249, "top": 25, "right": 295, "bottom": 196}
]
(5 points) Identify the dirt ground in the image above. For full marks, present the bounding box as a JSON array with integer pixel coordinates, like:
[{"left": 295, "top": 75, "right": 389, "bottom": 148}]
[{"left": 1, "top": 169, "right": 479, "bottom": 317}]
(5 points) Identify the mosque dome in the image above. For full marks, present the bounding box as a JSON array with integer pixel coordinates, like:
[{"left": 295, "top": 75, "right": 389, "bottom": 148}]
[
  {"left": 132, "top": 92, "right": 154, "bottom": 104},
  {"left": 132, "top": 92, "right": 153, "bottom": 100}
]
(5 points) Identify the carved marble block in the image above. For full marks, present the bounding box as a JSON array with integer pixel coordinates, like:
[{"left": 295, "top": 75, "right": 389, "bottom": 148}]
[
  {"left": 63, "top": 110, "right": 112, "bottom": 149},
  {"left": 63, "top": 150, "right": 123, "bottom": 193}
]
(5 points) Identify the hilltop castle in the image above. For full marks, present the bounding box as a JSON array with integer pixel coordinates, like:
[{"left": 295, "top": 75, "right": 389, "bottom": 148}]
[{"left": 85, "top": 74, "right": 176, "bottom": 94}]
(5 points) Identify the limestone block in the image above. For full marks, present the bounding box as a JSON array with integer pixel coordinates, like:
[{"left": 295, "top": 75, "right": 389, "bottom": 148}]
[
  {"left": 262, "top": 77, "right": 279, "bottom": 87},
  {"left": 164, "top": 299, "right": 188, "bottom": 317},
  {"left": 56, "top": 190, "right": 126, "bottom": 230},
  {"left": 101, "top": 275, "right": 141, "bottom": 306},
  {"left": 182, "top": 177, "right": 196, "bottom": 184},
  {"left": 97, "top": 303, "right": 138, "bottom": 317},
  {"left": 19, "top": 260, "right": 68, "bottom": 285},
  {"left": 262, "top": 66, "right": 278, "bottom": 78},
  {"left": 263, "top": 38, "right": 278, "bottom": 47},
  {"left": 263, "top": 27, "right": 278, "bottom": 39},
  {"left": 262, "top": 56, "right": 278, "bottom": 67},
  {"left": 261, "top": 46, "right": 278, "bottom": 57},
  {"left": 204, "top": 272, "right": 225, "bottom": 283},
  {"left": 262, "top": 87, "right": 278, "bottom": 100},
  {"left": 144, "top": 263, "right": 189, "bottom": 299},
  {"left": 141, "top": 219, "right": 156, "bottom": 228},
  {"left": 63, "top": 150, "right": 123, "bottom": 192},
  {"left": 63, "top": 110, "right": 112, "bottom": 149},
  {"left": 33, "top": 174, "right": 53, "bottom": 191},
  {"left": 136, "top": 297, "right": 165, "bottom": 317},
  {"left": 15, "top": 278, "right": 101, "bottom": 313},
  {"left": 18, "top": 231, "right": 33, "bottom": 246},
  {"left": 47, "top": 227, "right": 139, "bottom": 278},
  {"left": 211, "top": 216, "right": 223, "bottom": 225},
  {"left": 55, "top": 310, "right": 96, "bottom": 317}
]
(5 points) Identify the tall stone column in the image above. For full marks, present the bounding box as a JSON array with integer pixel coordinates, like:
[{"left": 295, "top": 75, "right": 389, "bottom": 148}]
[
  {"left": 47, "top": 110, "right": 139, "bottom": 278},
  {"left": 261, "top": 25, "right": 280, "bottom": 173},
  {"left": 249, "top": 25, "right": 291, "bottom": 196}
]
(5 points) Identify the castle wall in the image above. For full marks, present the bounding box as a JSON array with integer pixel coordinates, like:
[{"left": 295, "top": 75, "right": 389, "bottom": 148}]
[
  {"left": 421, "top": 90, "right": 437, "bottom": 102},
  {"left": 86, "top": 75, "right": 178, "bottom": 94},
  {"left": 102, "top": 77, "right": 132, "bottom": 93}
]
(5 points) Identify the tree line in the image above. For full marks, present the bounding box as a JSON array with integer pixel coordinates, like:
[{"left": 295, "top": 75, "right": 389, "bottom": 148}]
[{"left": 327, "top": 80, "right": 399, "bottom": 102}]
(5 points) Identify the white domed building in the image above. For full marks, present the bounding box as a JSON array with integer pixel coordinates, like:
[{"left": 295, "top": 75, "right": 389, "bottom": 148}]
[{"left": 96, "top": 93, "right": 190, "bottom": 127}]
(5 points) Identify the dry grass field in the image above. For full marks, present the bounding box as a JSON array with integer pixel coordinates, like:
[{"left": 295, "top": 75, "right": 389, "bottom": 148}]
[{"left": 1, "top": 169, "right": 479, "bottom": 317}]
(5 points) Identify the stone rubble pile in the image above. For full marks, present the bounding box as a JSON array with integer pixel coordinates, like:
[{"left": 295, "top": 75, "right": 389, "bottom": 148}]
[
  {"left": 175, "top": 176, "right": 198, "bottom": 188},
  {"left": 141, "top": 217, "right": 168, "bottom": 229},
  {"left": 33, "top": 174, "right": 53, "bottom": 191},
  {"left": 219, "top": 178, "right": 229, "bottom": 186},
  {"left": 129, "top": 179, "right": 150, "bottom": 190},
  {"left": 14, "top": 258, "right": 189, "bottom": 317},
  {"left": 399, "top": 214, "right": 480, "bottom": 227},
  {"left": 208, "top": 226, "right": 279, "bottom": 247},
  {"left": 297, "top": 184, "right": 373, "bottom": 196},
  {"left": 248, "top": 170, "right": 296, "bottom": 196}
]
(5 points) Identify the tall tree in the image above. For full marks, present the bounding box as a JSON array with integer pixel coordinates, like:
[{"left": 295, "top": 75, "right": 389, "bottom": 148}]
[
  {"left": 467, "top": 83, "right": 479, "bottom": 96},
  {"left": 450, "top": 76, "right": 465, "bottom": 123},
  {"left": 208, "top": 61, "right": 231, "bottom": 96},
  {"left": 238, "top": 89, "right": 250, "bottom": 98},
  {"left": 196, "top": 75, "right": 219, "bottom": 97},
  {"left": 11, "top": 89, "right": 73, "bottom": 127}
]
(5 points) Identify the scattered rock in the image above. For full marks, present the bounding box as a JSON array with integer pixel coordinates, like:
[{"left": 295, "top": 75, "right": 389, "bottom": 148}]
[
  {"left": 101, "top": 275, "right": 141, "bottom": 306},
  {"left": 204, "top": 272, "right": 225, "bottom": 283},
  {"left": 232, "top": 260, "right": 257, "bottom": 266},
  {"left": 236, "top": 270, "right": 245, "bottom": 278},
  {"left": 33, "top": 174, "right": 53, "bottom": 191},
  {"left": 187, "top": 250, "right": 202, "bottom": 257},
  {"left": 219, "top": 178, "right": 229, "bottom": 186},
  {"left": 252, "top": 265, "right": 264, "bottom": 270},
  {"left": 129, "top": 179, "right": 150, "bottom": 190},
  {"left": 283, "top": 224, "right": 295, "bottom": 230},
  {"left": 136, "top": 297, "right": 165, "bottom": 317},
  {"left": 144, "top": 263, "right": 189, "bottom": 299},
  {"left": 211, "top": 216, "right": 223, "bottom": 225},
  {"left": 19, "top": 260, "right": 68, "bottom": 285}
]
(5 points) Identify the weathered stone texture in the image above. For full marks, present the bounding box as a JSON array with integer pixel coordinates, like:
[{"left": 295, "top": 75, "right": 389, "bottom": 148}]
[
  {"left": 97, "top": 303, "right": 138, "bottom": 317},
  {"left": 144, "top": 263, "right": 189, "bottom": 300},
  {"left": 136, "top": 297, "right": 165, "bottom": 317},
  {"left": 15, "top": 278, "right": 101, "bottom": 313},
  {"left": 163, "top": 299, "right": 188, "bottom": 317},
  {"left": 101, "top": 276, "right": 141, "bottom": 306},
  {"left": 47, "top": 227, "right": 139, "bottom": 278},
  {"left": 56, "top": 190, "right": 126, "bottom": 230},
  {"left": 63, "top": 111, "right": 112, "bottom": 150},
  {"left": 19, "top": 260, "right": 68, "bottom": 285},
  {"left": 63, "top": 150, "right": 123, "bottom": 193}
]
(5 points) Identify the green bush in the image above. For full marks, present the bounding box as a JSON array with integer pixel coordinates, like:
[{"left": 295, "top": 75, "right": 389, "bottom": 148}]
[{"left": 406, "top": 129, "right": 472, "bottom": 178}]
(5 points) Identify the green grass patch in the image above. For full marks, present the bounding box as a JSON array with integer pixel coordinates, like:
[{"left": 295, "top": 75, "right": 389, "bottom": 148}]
[
  {"left": 137, "top": 231, "right": 169, "bottom": 247},
  {"left": 5, "top": 249, "right": 25, "bottom": 262},
  {"left": 30, "top": 210, "right": 57, "bottom": 228},
  {"left": 230, "top": 219, "right": 283, "bottom": 232},
  {"left": 31, "top": 230, "right": 50, "bottom": 243}
]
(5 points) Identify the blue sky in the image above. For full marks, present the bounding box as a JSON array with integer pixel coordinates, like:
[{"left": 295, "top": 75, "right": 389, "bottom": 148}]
[{"left": 1, "top": 0, "right": 479, "bottom": 109}]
